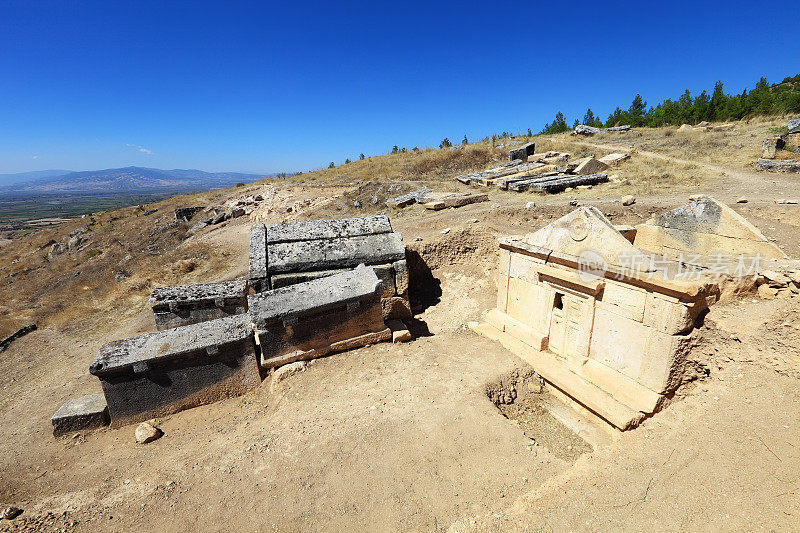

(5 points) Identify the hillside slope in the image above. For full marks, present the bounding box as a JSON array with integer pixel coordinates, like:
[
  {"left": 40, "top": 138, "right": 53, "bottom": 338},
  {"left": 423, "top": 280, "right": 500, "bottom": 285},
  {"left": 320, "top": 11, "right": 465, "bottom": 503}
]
[{"left": 0, "top": 117, "right": 799, "bottom": 532}]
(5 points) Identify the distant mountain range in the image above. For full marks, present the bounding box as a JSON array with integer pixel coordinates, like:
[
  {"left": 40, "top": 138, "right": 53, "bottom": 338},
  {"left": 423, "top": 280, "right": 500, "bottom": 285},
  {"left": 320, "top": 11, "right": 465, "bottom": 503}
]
[{"left": 0, "top": 167, "right": 272, "bottom": 194}]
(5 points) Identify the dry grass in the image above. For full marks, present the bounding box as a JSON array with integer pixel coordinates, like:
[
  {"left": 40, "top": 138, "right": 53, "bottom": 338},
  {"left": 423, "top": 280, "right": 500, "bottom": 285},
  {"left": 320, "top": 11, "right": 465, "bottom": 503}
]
[{"left": 536, "top": 133, "right": 719, "bottom": 195}]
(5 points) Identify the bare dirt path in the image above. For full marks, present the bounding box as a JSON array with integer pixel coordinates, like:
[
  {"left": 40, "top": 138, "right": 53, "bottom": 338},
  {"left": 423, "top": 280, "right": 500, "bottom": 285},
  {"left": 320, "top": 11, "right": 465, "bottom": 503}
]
[{"left": 581, "top": 139, "right": 800, "bottom": 204}]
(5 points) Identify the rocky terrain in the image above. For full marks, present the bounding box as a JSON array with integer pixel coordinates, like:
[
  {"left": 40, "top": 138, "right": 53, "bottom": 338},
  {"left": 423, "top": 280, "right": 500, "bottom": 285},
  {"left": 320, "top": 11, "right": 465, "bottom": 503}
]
[{"left": 1, "top": 117, "right": 799, "bottom": 532}]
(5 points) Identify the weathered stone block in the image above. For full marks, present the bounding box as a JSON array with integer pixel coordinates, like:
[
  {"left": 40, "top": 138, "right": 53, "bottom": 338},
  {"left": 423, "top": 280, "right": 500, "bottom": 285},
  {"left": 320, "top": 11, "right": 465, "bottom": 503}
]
[
  {"left": 381, "top": 295, "right": 412, "bottom": 320},
  {"left": 249, "top": 266, "right": 383, "bottom": 327},
  {"left": 642, "top": 293, "right": 702, "bottom": 335},
  {"left": 266, "top": 215, "right": 392, "bottom": 244},
  {"left": 372, "top": 264, "right": 396, "bottom": 297},
  {"left": 393, "top": 259, "right": 409, "bottom": 295},
  {"left": 789, "top": 118, "right": 800, "bottom": 134},
  {"left": 51, "top": 394, "right": 109, "bottom": 436},
  {"left": 89, "top": 314, "right": 260, "bottom": 428},
  {"left": 249, "top": 224, "right": 268, "bottom": 292},
  {"left": 267, "top": 232, "right": 405, "bottom": 274},
  {"left": 174, "top": 207, "right": 203, "bottom": 222},
  {"left": 599, "top": 282, "right": 646, "bottom": 322},
  {"left": 249, "top": 267, "right": 388, "bottom": 368},
  {"left": 149, "top": 280, "right": 247, "bottom": 330},
  {"left": 508, "top": 142, "right": 535, "bottom": 162},
  {"left": 590, "top": 307, "right": 693, "bottom": 394}
]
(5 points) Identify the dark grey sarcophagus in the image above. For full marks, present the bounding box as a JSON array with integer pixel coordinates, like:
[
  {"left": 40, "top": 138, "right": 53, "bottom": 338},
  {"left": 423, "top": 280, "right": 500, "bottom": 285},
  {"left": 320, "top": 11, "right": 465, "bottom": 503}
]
[
  {"left": 248, "top": 266, "right": 391, "bottom": 369},
  {"left": 149, "top": 280, "right": 248, "bottom": 330},
  {"left": 89, "top": 314, "right": 260, "bottom": 427}
]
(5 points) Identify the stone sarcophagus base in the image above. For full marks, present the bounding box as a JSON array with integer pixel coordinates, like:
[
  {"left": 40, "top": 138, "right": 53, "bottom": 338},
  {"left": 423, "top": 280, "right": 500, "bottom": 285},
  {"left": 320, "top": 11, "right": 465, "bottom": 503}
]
[
  {"left": 149, "top": 280, "right": 248, "bottom": 330},
  {"left": 248, "top": 266, "right": 391, "bottom": 369},
  {"left": 90, "top": 314, "right": 261, "bottom": 428}
]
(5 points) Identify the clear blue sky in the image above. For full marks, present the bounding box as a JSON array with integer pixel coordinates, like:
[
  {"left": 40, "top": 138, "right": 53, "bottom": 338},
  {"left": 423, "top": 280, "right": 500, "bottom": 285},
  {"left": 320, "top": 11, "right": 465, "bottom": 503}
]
[{"left": 1, "top": 0, "right": 798, "bottom": 177}]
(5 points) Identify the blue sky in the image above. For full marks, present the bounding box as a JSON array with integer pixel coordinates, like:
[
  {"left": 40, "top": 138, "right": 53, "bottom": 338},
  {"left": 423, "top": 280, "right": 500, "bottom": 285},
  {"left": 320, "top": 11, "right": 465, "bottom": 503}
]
[{"left": 1, "top": 1, "right": 799, "bottom": 178}]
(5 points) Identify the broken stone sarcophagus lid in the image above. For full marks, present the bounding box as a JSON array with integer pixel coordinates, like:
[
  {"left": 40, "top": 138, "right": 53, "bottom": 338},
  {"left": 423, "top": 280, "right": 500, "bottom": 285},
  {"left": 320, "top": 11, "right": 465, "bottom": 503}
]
[
  {"left": 89, "top": 314, "right": 260, "bottom": 428},
  {"left": 249, "top": 223, "right": 268, "bottom": 292},
  {"left": 508, "top": 142, "right": 535, "bottom": 162},
  {"left": 149, "top": 280, "right": 248, "bottom": 330},
  {"left": 473, "top": 206, "right": 722, "bottom": 431},
  {"left": 51, "top": 393, "right": 109, "bottom": 436},
  {"left": 248, "top": 266, "right": 391, "bottom": 369},
  {"left": 632, "top": 195, "right": 787, "bottom": 259},
  {"left": 249, "top": 215, "right": 410, "bottom": 320}
]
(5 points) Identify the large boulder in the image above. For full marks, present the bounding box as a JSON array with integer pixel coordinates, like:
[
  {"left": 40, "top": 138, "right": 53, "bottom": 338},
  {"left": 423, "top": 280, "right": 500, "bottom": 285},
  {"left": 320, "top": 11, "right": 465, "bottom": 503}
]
[{"left": 788, "top": 118, "right": 800, "bottom": 134}]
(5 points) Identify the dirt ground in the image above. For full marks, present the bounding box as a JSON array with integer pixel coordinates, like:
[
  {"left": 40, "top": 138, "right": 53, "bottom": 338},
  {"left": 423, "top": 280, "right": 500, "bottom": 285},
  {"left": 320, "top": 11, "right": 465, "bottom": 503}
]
[{"left": 1, "top": 124, "right": 800, "bottom": 532}]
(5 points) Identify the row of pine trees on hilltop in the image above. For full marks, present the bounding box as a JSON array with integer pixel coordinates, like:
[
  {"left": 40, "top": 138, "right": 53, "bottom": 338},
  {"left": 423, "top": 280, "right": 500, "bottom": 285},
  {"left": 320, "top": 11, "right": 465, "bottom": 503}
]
[{"left": 540, "top": 74, "right": 800, "bottom": 134}]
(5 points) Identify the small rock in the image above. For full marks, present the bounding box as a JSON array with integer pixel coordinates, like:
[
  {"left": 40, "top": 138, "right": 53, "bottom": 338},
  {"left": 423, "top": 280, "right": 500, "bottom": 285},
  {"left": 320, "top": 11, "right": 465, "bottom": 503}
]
[
  {"left": 1, "top": 507, "right": 22, "bottom": 520},
  {"left": 736, "top": 197, "right": 748, "bottom": 203},
  {"left": 270, "top": 361, "right": 308, "bottom": 391},
  {"left": 525, "top": 201, "right": 536, "bottom": 209},
  {"left": 441, "top": 228, "right": 451, "bottom": 234},
  {"left": 470, "top": 218, "right": 479, "bottom": 223},
  {"left": 569, "top": 199, "right": 579, "bottom": 206},
  {"left": 135, "top": 422, "right": 162, "bottom": 444},
  {"left": 621, "top": 195, "right": 636, "bottom": 206},
  {"left": 415, "top": 236, "right": 423, "bottom": 241},
  {"left": 230, "top": 207, "right": 245, "bottom": 218},
  {"left": 353, "top": 200, "right": 362, "bottom": 208}
]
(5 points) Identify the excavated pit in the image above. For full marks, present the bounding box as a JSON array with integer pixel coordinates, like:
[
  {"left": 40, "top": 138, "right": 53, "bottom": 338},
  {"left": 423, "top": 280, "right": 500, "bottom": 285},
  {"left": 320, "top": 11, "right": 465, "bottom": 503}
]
[{"left": 485, "top": 368, "right": 593, "bottom": 463}]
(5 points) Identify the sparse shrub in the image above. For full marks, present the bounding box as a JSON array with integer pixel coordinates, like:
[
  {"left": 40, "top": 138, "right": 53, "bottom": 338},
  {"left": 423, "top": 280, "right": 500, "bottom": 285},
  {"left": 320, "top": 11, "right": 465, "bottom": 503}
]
[
  {"left": 462, "top": 135, "right": 468, "bottom": 145},
  {"left": 439, "top": 138, "right": 452, "bottom": 149},
  {"left": 85, "top": 249, "right": 103, "bottom": 259},
  {"left": 235, "top": 182, "right": 245, "bottom": 187},
  {"left": 527, "top": 128, "right": 532, "bottom": 137},
  {"left": 345, "top": 158, "right": 351, "bottom": 164},
  {"left": 391, "top": 145, "right": 399, "bottom": 154},
  {"left": 359, "top": 153, "right": 365, "bottom": 160},
  {"left": 328, "top": 162, "right": 335, "bottom": 169}
]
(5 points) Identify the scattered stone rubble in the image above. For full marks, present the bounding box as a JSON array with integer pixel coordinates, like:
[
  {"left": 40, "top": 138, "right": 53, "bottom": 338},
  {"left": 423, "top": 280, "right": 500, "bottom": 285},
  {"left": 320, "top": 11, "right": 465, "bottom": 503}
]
[
  {"left": 571, "top": 124, "right": 631, "bottom": 135},
  {"left": 455, "top": 146, "right": 617, "bottom": 193},
  {"left": 757, "top": 118, "right": 800, "bottom": 173},
  {"left": 472, "top": 196, "right": 798, "bottom": 431},
  {"left": 51, "top": 215, "right": 413, "bottom": 434}
]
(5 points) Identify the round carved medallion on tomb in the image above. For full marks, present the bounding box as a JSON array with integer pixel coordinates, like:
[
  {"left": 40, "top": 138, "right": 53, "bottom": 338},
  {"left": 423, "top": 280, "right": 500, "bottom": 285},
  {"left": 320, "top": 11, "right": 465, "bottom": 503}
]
[{"left": 569, "top": 214, "right": 589, "bottom": 241}]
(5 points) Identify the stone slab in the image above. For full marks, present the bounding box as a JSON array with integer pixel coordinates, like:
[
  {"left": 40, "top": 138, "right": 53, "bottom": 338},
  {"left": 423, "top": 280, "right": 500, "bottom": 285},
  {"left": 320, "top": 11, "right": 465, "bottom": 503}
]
[
  {"left": 508, "top": 142, "right": 535, "bottom": 162},
  {"left": 51, "top": 394, "right": 109, "bottom": 436},
  {"left": 249, "top": 224, "right": 268, "bottom": 291},
  {"left": 149, "top": 281, "right": 248, "bottom": 329},
  {"left": 248, "top": 266, "right": 382, "bottom": 328},
  {"left": 423, "top": 193, "right": 489, "bottom": 210},
  {"left": 757, "top": 158, "right": 800, "bottom": 173},
  {"left": 267, "top": 232, "right": 405, "bottom": 274},
  {"left": 598, "top": 153, "right": 630, "bottom": 166},
  {"left": 789, "top": 118, "right": 800, "bottom": 134},
  {"left": 270, "top": 268, "right": 349, "bottom": 289},
  {"left": 572, "top": 156, "right": 609, "bottom": 175},
  {"left": 386, "top": 188, "right": 432, "bottom": 208},
  {"left": 90, "top": 314, "right": 253, "bottom": 376},
  {"left": 266, "top": 215, "right": 392, "bottom": 244},
  {"left": 150, "top": 280, "right": 248, "bottom": 308},
  {"left": 257, "top": 294, "right": 387, "bottom": 368},
  {"left": 393, "top": 259, "right": 409, "bottom": 296}
]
